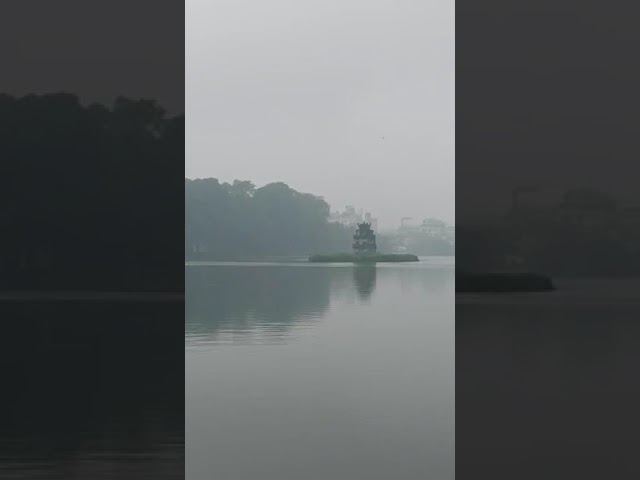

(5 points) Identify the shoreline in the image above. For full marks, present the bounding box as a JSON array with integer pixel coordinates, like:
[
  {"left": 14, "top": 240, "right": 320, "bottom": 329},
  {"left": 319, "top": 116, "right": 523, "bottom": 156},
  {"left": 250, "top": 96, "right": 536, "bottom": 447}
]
[
  {"left": 309, "top": 253, "right": 420, "bottom": 263},
  {"left": 0, "top": 291, "right": 184, "bottom": 302},
  {"left": 456, "top": 272, "right": 555, "bottom": 293}
]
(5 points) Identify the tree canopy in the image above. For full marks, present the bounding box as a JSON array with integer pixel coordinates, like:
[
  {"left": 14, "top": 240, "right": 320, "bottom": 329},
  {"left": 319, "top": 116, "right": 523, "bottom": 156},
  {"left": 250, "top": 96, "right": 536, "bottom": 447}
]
[
  {"left": 0, "top": 93, "right": 184, "bottom": 290},
  {"left": 185, "top": 178, "right": 352, "bottom": 259}
]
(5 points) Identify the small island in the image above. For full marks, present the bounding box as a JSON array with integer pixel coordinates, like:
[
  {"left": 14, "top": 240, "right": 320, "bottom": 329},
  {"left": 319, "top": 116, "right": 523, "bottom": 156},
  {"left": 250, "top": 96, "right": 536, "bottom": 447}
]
[{"left": 309, "top": 222, "right": 419, "bottom": 263}]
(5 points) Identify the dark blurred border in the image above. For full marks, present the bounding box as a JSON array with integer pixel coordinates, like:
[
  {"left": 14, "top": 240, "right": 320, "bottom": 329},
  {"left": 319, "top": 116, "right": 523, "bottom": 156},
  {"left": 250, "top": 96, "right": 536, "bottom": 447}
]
[
  {"left": 0, "top": 1, "right": 184, "bottom": 293},
  {"left": 457, "top": 1, "right": 640, "bottom": 478},
  {"left": 0, "top": 1, "right": 184, "bottom": 478}
]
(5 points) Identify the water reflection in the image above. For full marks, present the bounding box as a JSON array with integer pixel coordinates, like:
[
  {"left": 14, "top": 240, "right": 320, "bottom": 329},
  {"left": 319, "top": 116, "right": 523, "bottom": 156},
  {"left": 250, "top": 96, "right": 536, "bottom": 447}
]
[
  {"left": 457, "top": 291, "right": 640, "bottom": 479},
  {"left": 352, "top": 266, "right": 377, "bottom": 301},
  {"left": 0, "top": 301, "right": 184, "bottom": 479},
  {"left": 186, "top": 266, "right": 332, "bottom": 343},
  {"left": 186, "top": 262, "right": 455, "bottom": 344},
  {"left": 187, "top": 261, "right": 455, "bottom": 480},
  {"left": 396, "top": 265, "right": 450, "bottom": 295}
]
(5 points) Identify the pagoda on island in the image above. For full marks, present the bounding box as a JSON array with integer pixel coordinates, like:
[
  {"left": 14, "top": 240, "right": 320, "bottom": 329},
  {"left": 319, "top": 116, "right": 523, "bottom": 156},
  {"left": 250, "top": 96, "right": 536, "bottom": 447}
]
[{"left": 353, "top": 222, "right": 377, "bottom": 255}]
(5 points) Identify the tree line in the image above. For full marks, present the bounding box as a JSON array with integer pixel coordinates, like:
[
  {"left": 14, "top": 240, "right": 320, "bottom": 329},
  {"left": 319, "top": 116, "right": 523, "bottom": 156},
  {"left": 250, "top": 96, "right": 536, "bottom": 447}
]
[
  {"left": 0, "top": 93, "right": 184, "bottom": 290},
  {"left": 457, "top": 187, "right": 640, "bottom": 276},
  {"left": 186, "top": 178, "right": 352, "bottom": 259}
]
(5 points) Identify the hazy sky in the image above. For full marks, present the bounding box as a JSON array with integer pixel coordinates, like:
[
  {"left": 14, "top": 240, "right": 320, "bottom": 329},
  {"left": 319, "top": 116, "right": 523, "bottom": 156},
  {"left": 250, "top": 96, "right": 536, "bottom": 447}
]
[
  {"left": 186, "top": 0, "right": 454, "bottom": 229},
  {"left": 1, "top": 1, "right": 184, "bottom": 114},
  {"left": 456, "top": 5, "right": 640, "bottom": 224}
]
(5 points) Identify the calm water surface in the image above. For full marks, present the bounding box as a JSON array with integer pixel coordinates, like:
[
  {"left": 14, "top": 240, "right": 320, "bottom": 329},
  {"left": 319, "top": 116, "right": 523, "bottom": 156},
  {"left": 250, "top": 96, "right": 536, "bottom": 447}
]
[
  {"left": 186, "top": 257, "right": 455, "bottom": 480},
  {"left": 457, "top": 278, "right": 640, "bottom": 479},
  {"left": 0, "top": 301, "right": 184, "bottom": 479}
]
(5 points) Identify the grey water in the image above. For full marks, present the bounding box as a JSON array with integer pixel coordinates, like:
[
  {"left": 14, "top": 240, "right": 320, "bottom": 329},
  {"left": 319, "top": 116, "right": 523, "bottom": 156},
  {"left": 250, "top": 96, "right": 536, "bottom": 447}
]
[
  {"left": 186, "top": 257, "right": 455, "bottom": 480},
  {"left": 0, "top": 301, "right": 184, "bottom": 479},
  {"left": 457, "top": 278, "right": 640, "bottom": 479}
]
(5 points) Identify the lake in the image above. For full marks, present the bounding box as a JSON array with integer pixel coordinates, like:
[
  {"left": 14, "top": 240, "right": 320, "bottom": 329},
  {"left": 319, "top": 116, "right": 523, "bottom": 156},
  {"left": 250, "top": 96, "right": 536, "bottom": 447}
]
[
  {"left": 0, "top": 300, "right": 184, "bottom": 479},
  {"left": 457, "top": 278, "right": 640, "bottom": 479},
  {"left": 186, "top": 257, "right": 455, "bottom": 480}
]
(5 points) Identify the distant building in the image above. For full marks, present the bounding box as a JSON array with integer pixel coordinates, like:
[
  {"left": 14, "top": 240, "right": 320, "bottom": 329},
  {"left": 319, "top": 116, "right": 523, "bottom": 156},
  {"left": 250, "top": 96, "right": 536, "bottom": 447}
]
[
  {"left": 555, "top": 204, "right": 611, "bottom": 229},
  {"left": 330, "top": 206, "right": 377, "bottom": 231},
  {"left": 446, "top": 226, "right": 455, "bottom": 245},
  {"left": 399, "top": 217, "right": 416, "bottom": 229},
  {"left": 329, "top": 205, "right": 360, "bottom": 227},
  {"left": 420, "top": 218, "right": 447, "bottom": 237},
  {"left": 364, "top": 212, "right": 378, "bottom": 232},
  {"left": 353, "top": 222, "right": 377, "bottom": 255}
]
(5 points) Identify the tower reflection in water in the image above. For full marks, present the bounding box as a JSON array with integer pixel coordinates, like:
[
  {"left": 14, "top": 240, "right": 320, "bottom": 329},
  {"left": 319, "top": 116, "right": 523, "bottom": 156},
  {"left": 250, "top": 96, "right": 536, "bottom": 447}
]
[{"left": 353, "top": 265, "right": 377, "bottom": 301}]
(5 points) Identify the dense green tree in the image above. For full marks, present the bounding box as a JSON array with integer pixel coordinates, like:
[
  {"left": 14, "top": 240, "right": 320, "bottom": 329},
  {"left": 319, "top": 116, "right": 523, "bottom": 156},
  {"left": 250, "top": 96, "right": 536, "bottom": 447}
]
[
  {"left": 0, "top": 93, "right": 183, "bottom": 290},
  {"left": 185, "top": 178, "right": 352, "bottom": 259},
  {"left": 456, "top": 187, "right": 640, "bottom": 276}
]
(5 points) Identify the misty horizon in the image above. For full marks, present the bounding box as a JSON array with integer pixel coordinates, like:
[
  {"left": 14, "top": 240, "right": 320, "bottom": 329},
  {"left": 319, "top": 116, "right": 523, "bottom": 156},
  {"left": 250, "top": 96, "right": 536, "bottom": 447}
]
[
  {"left": 185, "top": 174, "right": 453, "bottom": 230},
  {"left": 186, "top": 0, "right": 454, "bottom": 230}
]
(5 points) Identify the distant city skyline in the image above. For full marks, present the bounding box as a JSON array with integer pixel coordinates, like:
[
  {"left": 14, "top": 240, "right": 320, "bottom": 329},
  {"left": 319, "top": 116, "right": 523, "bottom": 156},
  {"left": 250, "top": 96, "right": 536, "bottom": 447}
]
[{"left": 186, "top": 174, "right": 453, "bottom": 230}]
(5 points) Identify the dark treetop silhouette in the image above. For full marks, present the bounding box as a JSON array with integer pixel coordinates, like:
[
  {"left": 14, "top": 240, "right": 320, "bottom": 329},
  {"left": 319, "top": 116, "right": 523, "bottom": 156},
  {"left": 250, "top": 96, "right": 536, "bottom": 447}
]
[
  {"left": 185, "top": 178, "right": 353, "bottom": 259},
  {"left": 0, "top": 93, "right": 184, "bottom": 291},
  {"left": 456, "top": 187, "right": 640, "bottom": 277},
  {"left": 186, "top": 178, "right": 452, "bottom": 260}
]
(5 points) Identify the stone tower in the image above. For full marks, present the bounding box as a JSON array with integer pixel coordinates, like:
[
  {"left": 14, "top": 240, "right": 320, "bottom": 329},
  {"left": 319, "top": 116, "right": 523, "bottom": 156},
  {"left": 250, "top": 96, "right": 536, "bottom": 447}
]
[{"left": 353, "top": 222, "right": 377, "bottom": 255}]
